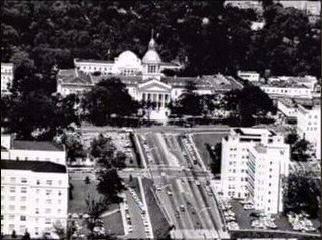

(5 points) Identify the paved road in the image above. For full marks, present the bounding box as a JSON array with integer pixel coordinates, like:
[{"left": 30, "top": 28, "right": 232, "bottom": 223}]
[{"left": 136, "top": 131, "right": 227, "bottom": 239}]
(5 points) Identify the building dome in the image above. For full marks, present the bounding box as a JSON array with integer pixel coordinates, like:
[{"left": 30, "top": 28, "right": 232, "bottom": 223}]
[
  {"left": 118, "top": 50, "right": 139, "bottom": 62},
  {"left": 142, "top": 50, "right": 161, "bottom": 64}
]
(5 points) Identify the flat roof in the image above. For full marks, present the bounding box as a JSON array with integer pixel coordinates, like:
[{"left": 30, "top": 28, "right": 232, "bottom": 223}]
[
  {"left": 234, "top": 128, "right": 276, "bottom": 137},
  {"left": 1, "top": 160, "right": 67, "bottom": 173},
  {"left": 74, "top": 58, "right": 114, "bottom": 64},
  {"left": 12, "top": 140, "right": 64, "bottom": 151}
]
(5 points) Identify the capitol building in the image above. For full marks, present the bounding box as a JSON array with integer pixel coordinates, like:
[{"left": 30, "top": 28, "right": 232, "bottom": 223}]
[{"left": 57, "top": 36, "right": 217, "bottom": 119}]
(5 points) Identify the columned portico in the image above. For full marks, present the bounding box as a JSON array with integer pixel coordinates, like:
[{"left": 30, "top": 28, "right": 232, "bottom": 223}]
[{"left": 140, "top": 92, "right": 169, "bottom": 109}]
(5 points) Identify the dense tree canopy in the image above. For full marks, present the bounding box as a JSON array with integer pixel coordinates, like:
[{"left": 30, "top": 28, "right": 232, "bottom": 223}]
[
  {"left": 1, "top": 1, "right": 320, "bottom": 77},
  {"left": 83, "top": 78, "right": 139, "bottom": 125},
  {"left": 223, "top": 85, "right": 275, "bottom": 126},
  {"left": 284, "top": 170, "right": 321, "bottom": 217}
]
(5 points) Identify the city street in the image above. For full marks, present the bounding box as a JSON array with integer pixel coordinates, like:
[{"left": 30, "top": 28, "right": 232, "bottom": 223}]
[{"left": 136, "top": 130, "right": 229, "bottom": 239}]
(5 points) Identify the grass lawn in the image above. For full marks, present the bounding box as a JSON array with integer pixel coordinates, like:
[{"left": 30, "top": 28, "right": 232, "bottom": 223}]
[
  {"left": 192, "top": 133, "right": 227, "bottom": 166},
  {"left": 102, "top": 210, "right": 124, "bottom": 236},
  {"left": 69, "top": 179, "right": 102, "bottom": 213},
  {"left": 142, "top": 178, "right": 171, "bottom": 239}
]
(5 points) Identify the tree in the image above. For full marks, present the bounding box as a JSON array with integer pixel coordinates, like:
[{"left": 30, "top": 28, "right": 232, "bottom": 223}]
[
  {"left": 85, "top": 194, "right": 108, "bottom": 240},
  {"left": 284, "top": 170, "right": 320, "bottom": 217},
  {"left": 209, "top": 142, "right": 222, "bottom": 175},
  {"left": 96, "top": 168, "right": 124, "bottom": 202},
  {"left": 60, "top": 131, "right": 84, "bottom": 163},
  {"left": 172, "top": 81, "right": 203, "bottom": 116},
  {"left": 11, "top": 230, "right": 17, "bottom": 239},
  {"left": 21, "top": 231, "right": 31, "bottom": 240},
  {"left": 84, "top": 176, "right": 91, "bottom": 184},
  {"left": 285, "top": 131, "right": 299, "bottom": 145},
  {"left": 291, "top": 139, "right": 312, "bottom": 162},
  {"left": 83, "top": 78, "right": 139, "bottom": 126},
  {"left": 238, "top": 85, "right": 275, "bottom": 126},
  {"left": 90, "top": 134, "right": 116, "bottom": 161}
]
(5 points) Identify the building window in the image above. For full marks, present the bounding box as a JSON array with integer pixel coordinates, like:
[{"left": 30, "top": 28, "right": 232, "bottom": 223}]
[
  {"left": 58, "top": 180, "right": 62, "bottom": 185},
  {"left": 20, "top": 206, "right": 26, "bottom": 211},
  {"left": 20, "top": 216, "right": 26, "bottom": 221},
  {"left": 9, "top": 205, "right": 15, "bottom": 210},
  {"left": 9, "top": 196, "right": 15, "bottom": 201},
  {"left": 10, "top": 187, "right": 16, "bottom": 193},
  {"left": 35, "top": 208, "right": 39, "bottom": 214},
  {"left": 21, "top": 178, "right": 27, "bottom": 183},
  {"left": 21, "top": 187, "right": 27, "bottom": 193},
  {"left": 20, "top": 196, "right": 27, "bottom": 201},
  {"left": 268, "top": 191, "right": 271, "bottom": 194},
  {"left": 46, "top": 180, "right": 53, "bottom": 185},
  {"left": 46, "top": 190, "right": 52, "bottom": 196},
  {"left": 1, "top": 215, "right": 3, "bottom": 220},
  {"left": 58, "top": 190, "right": 62, "bottom": 196},
  {"left": 10, "top": 177, "right": 16, "bottom": 183},
  {"left": 9, "top": 215, "right": 15, "bottom": 220},
  {"left": 45, "top": 219, "right": 51, "bottom": 225},
  {"left": 37, "top": 180, "right": 40, "bottom": 185},
  {"left": 46, "top": 199, "right": 52, "bottom": 204},
  {"left": 45, "top": 209, "right": 51, "bottom": 214}
]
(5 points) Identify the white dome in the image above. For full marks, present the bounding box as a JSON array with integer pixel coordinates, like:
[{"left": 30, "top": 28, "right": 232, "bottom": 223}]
[
  {"left": 118, "top": 50, "right": 138, "bottom": 62},
  {"left": 142, "top": 50, "right": 161, "bottom": 63}
]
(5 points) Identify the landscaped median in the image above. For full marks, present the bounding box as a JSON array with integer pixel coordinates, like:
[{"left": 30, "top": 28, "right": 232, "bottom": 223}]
[{"left": 141, "top": 178, "right": 172, "bottom": 239}]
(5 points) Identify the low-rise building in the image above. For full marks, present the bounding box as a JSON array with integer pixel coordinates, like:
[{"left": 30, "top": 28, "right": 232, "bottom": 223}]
[
  {"left": 1, "top": 63, "right": 14, "bottom": 94},
  {"left": 297, "top": 104, "right": 321, "bottom": 159},
  {"left": 221, "top": 128, "right": 290, "bottom": 214},
  {"left": 277, "top": 99, "right": 298, "bottom": 123},
  {"left": 1, "top": 135, "right": 66, "bottom": 165},
  {"left": 259, "top": 83, "right": 312, "bottom": 99},
  {"left": 1, "top": 160, "right": 68, "bottom": 238},
  {"left": 237, "top": 71, "right": 260, "bottom": 82}
]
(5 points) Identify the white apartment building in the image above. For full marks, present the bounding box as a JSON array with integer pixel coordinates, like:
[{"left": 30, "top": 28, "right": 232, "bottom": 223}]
[
  {"left": 221, "top": 128, "right": 290, "bottom": 214},
  {"left": 1, "top": 135, "right": 66, "bottom": 165},
  {"left": 1, "top": 63, "right": 14, "bottom": 94},
  {"left": 237, "top": 71, "right": 260, "bottom": 82},
  {"left": 297, "top": 104, "right": 321, "bottom": 159},
  {"left": 1, "top": 160, "right": 68, "bottom": 238},
  {"left": 247, "top": 144, "right": 290, "bottom": 214}
]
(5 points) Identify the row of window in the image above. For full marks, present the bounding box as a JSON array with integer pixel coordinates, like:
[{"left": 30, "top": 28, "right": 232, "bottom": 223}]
[
  {"left": 2, "top": 205, "right": 62, "bottom": 214},
  {"left": 80, "top": 65, "right": 113, "bottom": 72},
  {"left": 5, "top": 186, "right": 63, "bottom": 193}
]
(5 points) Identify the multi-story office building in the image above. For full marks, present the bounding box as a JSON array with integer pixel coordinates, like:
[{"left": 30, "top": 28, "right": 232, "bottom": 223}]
[
  {"left": 1, "top": 63, "right": 14, "bottom": 94},
  {"left": 1, "top": 160, "right": 69, "bottom": 238},
  {"left": 277, "top": 99, "right": 298, "bottom": 123},
  {"left": 247, "top": 143, "right": 290, "bottom": 214},
  {"left": 221, "top": 128, "right": 290, "bottom": 214},
  {"left": 1, "top": 135, "right": 66, "bottom": 165},
  {"left": 297, "top": 104, "right": 321, "bottom": 159}
]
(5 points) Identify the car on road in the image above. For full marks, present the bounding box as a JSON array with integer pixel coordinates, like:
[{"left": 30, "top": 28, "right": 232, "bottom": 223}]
[
  {"left": 175, "top": 211, "right": 180, "bottom": 218},
  {"left": 195, "top": 180, "right": 201, "bottom": 186},
  {"left": 156, "top": 187, "right": 161, "bottom": 191},
  {"left": 180, "top": 205, "right": 185, "bottom": 212},
  {"left": 167, "top": 190, "right": 173, "bottom": 196}
]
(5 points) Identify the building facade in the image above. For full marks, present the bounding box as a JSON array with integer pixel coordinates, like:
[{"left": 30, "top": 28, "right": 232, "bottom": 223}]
[
  {"left": 57, "top": 37, "right": 214, "bottom": 119},
  {"left": 297, "top": 104, "right": 321, "bottom": 159},
  {"left": 1, "top": 63, "right": 14, "bottom": 94},
  {"left": 277, "top": 99, "right": 298, "bottom": 123},
  {"left": 1, "top": 135, "right": 66, "bottom": 165},
  {"left": 1, "top": 160, "right": 68, "bottom": 238},
  {"left": 237, "top": 71, "right": 260, "bottom": 82},
  {"left": 221, "top": 128, "right": 290, "bottom": 214}
]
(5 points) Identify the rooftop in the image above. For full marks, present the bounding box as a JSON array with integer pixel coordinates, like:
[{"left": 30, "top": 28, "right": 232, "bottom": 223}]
[
  {"left": 1, "top": 160, "right": 67, "bottom": 173},
  {"left": 12, "top": 140, "right": 64, "bottom": 151},
  {"left": 233, "top": 128, "right": 276, "bottom": 137},
  {"left": 58, "top": 69, "right": 93, "bottom": 85},
  {"left": 74, "top": 58, "right": 114, "bottom": 64}
]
